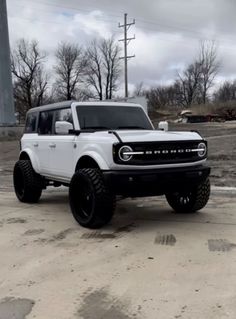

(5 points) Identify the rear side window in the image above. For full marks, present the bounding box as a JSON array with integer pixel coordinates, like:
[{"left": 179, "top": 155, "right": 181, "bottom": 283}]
[
  {"left": 25, "top": 113, "right": 37, "bottom": 133},
  {"left": 38, "top": 111, "right": 54, "bottom": 135}
]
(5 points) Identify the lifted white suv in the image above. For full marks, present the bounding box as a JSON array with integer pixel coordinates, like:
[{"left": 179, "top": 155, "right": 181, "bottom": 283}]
[{"left": 14, "top": 101, "right": 210, "bottom": 228}]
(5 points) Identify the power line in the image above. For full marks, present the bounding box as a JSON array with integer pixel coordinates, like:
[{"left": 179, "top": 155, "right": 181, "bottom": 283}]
[
  {"left": 119, "top": 13, "right": 135, "bottom": 98},
  {"left": 17, "top": 0, "right": 236, "bottom": 44},
  {"left": 9, "top": 15, "right": 120, "bottom": 34},
  {"left": 136, "top": 19, "right": 236, "bottom": 44},
  {"left": 18, "top": 0, "right": 122, "bottom": 19},
  {"left": 11, "top": 3, "right": 120, "bottom": 26},
  {"left": 10, "top": 1, "right": 236, "bottom": 47}
]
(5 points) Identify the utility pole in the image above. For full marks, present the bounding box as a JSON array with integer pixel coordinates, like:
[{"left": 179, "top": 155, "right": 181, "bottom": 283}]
[
  {"left": 0, "top": 0, "right": 15, "bottom": 125},
  {"left": 119, "top": 13, "right": 135, "bottom": 98}
]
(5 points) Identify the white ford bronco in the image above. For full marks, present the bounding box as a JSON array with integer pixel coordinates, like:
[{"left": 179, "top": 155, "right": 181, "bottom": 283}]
[{"left": 13, "top": 101, "right": 210, "bottom": 228}]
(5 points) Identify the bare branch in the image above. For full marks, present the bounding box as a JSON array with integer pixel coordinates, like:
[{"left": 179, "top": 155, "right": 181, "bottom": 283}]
[
  {"left": 11, "top": 39, "right": 48, "bottom": 117},
  {"left": 54, "top": 42, "right": 87, "bottom": 101},
  {"left": 85, "top": 37, "right": 121, "bottom": 100}
]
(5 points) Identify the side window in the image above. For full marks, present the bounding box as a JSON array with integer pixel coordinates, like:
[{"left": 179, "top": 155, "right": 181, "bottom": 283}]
[
  {"left": 54, "top": 108, "right": 74, "bottom": 135},
  {"left": 25, "top": 113, "right": 37, "bottom": 133},
  {"left": 55, "top": 108, "right": 73, "bottom": 124},
  {"left": 38, "top": 111, "right": 54, "bottom": 135}
]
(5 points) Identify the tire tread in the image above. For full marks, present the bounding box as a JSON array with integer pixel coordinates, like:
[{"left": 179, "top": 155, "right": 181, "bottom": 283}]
[
  {"left": 69, "top": 168, "right": 116, "bottom": 228},
  {"left": 166, "top": 178, "right": 210, "bottom": 213},
  {"left": 14, "top": 160, "right": 43, "bottom": 203}
]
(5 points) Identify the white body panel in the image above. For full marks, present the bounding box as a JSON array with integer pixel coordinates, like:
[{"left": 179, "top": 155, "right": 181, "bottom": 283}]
[
  {"left": 20, "top": 101, "right": 207, "bottom": 183},
  {"left": 109, "top": 130, "right": 201, "bottom": 143},
  {"left": 48, "top": 135, "right": 75, "bottom": 178}
]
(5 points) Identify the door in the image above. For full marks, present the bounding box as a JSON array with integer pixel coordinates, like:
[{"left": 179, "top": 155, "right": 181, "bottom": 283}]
[
  {"left": 36, "top": 110, "right": 55, "bottom": 175},
  {"left": 49, "top": 108, "right": 75, "bottom": 180}
]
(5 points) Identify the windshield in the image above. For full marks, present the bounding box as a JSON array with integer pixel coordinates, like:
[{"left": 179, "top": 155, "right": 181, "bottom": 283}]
[{"left": 76, "top": 105, "right": 153, "bottom": 130}]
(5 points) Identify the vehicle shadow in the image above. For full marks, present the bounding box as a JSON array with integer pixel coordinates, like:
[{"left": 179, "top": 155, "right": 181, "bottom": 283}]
[
  {"left": 113, "top": 198, "right": 213, "bottom": 230},
  {"left": 37, "top": 190, "right": 213, "bottom": 232}
]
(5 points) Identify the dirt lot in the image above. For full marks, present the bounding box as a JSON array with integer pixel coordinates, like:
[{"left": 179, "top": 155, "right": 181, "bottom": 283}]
[
  {"left": 0, "top": 123, "right": 236, "bottom": 318},
  {"left": 0, "top": 121, "right": 236, "bottom": 191},
  {"left": 1, "top": 189, "right": 236, "bottom": 319},
  {"left": 169, "top": 121, "right": 236, "bottom": 187}
]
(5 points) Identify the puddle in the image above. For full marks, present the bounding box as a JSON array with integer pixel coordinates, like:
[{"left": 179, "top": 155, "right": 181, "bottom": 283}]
[{"left": 0, "top": 297, "right": 34, "bottom": 319}]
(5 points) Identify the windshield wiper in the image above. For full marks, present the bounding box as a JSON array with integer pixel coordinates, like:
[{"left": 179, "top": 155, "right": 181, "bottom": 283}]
[{"left": 117, "top": 126, "right": 147, "bottom": 130}]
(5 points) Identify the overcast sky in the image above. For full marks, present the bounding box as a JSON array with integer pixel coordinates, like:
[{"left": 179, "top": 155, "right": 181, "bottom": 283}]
[{"left": 7, "top": 0, "right": 236, "bottom": 93}]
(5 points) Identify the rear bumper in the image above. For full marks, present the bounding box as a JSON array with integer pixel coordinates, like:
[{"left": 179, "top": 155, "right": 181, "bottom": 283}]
[{"left": 102, "top": 165, "right": 211, "bottom": 197}]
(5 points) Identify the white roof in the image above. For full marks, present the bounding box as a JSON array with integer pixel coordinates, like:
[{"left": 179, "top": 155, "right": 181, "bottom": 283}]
[
  {"left": 72, "top": 101, "right": 142, "bottom": 108},
  {"left": 27, "top": 100, "right": 142, "bottom": 114}
]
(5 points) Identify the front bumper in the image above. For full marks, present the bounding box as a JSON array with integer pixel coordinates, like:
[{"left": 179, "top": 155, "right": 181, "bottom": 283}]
[{"left": 103, "top": 165, "right": 211, "bottom": 197}]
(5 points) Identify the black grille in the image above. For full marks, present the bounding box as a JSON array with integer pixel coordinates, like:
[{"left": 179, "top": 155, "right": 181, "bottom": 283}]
[{"left": 114, "top": 140, "right": 207, "bottom": 165}]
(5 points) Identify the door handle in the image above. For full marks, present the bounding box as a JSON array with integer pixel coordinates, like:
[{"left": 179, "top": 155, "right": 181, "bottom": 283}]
[
  {"left": 49, "top": 143, "right": 56, "bottom": 148},
  {"left": 33, "top": 143, "right": 38, "bottom": 147}
]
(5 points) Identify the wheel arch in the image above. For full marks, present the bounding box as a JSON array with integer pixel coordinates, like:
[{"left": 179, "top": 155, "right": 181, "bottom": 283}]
[
  {"left": 75, "top": 155, "right": 100, "bottom": 171},
  {"left": 75, "top": 153, "right": 109, "bottom": 171},
  {"left": 19, "top": 149, "right": 40, "bottom": 173},
  {"left": 19, "top": 151, "right": 30, "bottom": 161}
]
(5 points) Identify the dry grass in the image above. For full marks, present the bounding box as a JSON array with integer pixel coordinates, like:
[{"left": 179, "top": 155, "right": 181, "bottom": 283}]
[
  {"left": 149, "top": 101, "right": 236, "bottom": 121},
  {"left": 191, "top": 101, "right": 236, "bottom": 115}
]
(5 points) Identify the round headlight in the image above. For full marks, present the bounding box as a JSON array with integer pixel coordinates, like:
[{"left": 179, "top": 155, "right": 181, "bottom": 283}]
[
  {"left": 198, "top": 142, "right": 207, "bottom": 157},
  {"left": 118, "top": 145, "right": 133, "bottom": 162}
]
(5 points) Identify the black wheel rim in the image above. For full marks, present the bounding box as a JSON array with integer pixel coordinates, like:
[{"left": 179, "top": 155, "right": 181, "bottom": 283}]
[
  {"left": 14, "top": 166, "right": 25, "bottom": 198},
  {"left": 174, "top": 191, "right": 193, "bottom": 207},
  {"left": 71, "top": 176, "right": 94, "bottom": 222}
]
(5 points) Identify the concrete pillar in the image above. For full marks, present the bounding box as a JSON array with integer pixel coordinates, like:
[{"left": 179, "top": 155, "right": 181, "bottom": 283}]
[{"left": 0, "top": 0, "right": 15, "bottom": 125}]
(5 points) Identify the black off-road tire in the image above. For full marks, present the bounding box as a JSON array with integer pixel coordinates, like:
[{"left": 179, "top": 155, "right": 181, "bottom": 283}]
[
  {"left": 165, "top": 178, "right": 210, "bottom": 213},
  {"left": 69, "top": 168, "right": 116, "bottom": 229},
  {"left": 13, "top": 160, "right": 43, "bottom": 203}
]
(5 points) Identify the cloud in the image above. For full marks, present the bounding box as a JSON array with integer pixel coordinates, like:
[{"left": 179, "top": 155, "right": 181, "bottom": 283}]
[
  {"left": 8, "top": 2, "right": 113, "bottom": 50},
  {"left": 7, "top": 0, "right": 236, "bottom": 92}
]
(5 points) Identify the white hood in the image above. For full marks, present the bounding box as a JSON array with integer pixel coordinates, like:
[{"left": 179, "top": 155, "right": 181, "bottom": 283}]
[{"left": 115, "top": 130, "right": 202, "bottom": 143}]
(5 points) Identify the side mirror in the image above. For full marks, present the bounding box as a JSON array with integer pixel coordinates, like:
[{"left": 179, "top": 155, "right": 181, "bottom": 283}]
[
  {"left": 158, "top": 121, "right": 168, "bottom": 132},
  {"left": 55, "top": 121, "right": 73, "bottom": 135}
]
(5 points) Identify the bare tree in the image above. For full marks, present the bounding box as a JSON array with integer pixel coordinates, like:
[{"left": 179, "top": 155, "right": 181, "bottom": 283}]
[
  {"left": 86, "top": 37, "right": 121, "bottom": 100},
  {"left": 86, "top": 40, "right": 103, "bottom": 100},
  {"left": 54, "top": 42, "right": 87, "bottom": 101},
  {"left": 177, "top": 61, "right": 203, "bottom": 107},
  {"left": 175, "top": 41, "right": 220, "bottom": 107},
  {"left": 147, "top": 86, "right": 170, "bottom": 109},
  {"left": 147, "top": 84, "right": 180, "bottom": 110},
  {"left": 11, "top": 39, "right": 48, "bottom": 118},
  {"left": 198, "top": 41, "right": 220, "bottom": 104},
  {"left": 147, "top": 42, "right": 220, "bottom": 110},
  {"left": 134, "top": 82, "right": 146, "bottom": 96},
  {"left": 214, "top": 80, "right": 236, "bottom": 102}
]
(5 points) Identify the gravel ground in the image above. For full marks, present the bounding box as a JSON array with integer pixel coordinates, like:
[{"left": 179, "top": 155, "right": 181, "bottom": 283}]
[
  {"left": 0, "top": 121, "right": 235, "bottom": 191},
  {"left": 0, "top": 123, "right": 236, "bottom": 319},
  {"left": 0, "top": 140, "right": 19, "bottom": 192},
  {"left": 169, "top": 121, "right": 236, "bottom": 187},
  {"left": 1, "top": 190, "right": 236, "bottom": 319}
]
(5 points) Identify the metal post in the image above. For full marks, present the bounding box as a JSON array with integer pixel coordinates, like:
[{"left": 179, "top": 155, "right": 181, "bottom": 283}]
[
  {"left": 119, "top": 13, "right": 135, "bottom": 99},
  {"left": 0, "top": 0, "right": 15, "bottom": 125},
  {"left": 124, "top": 13, "right": 128, "bottom": 98}
]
